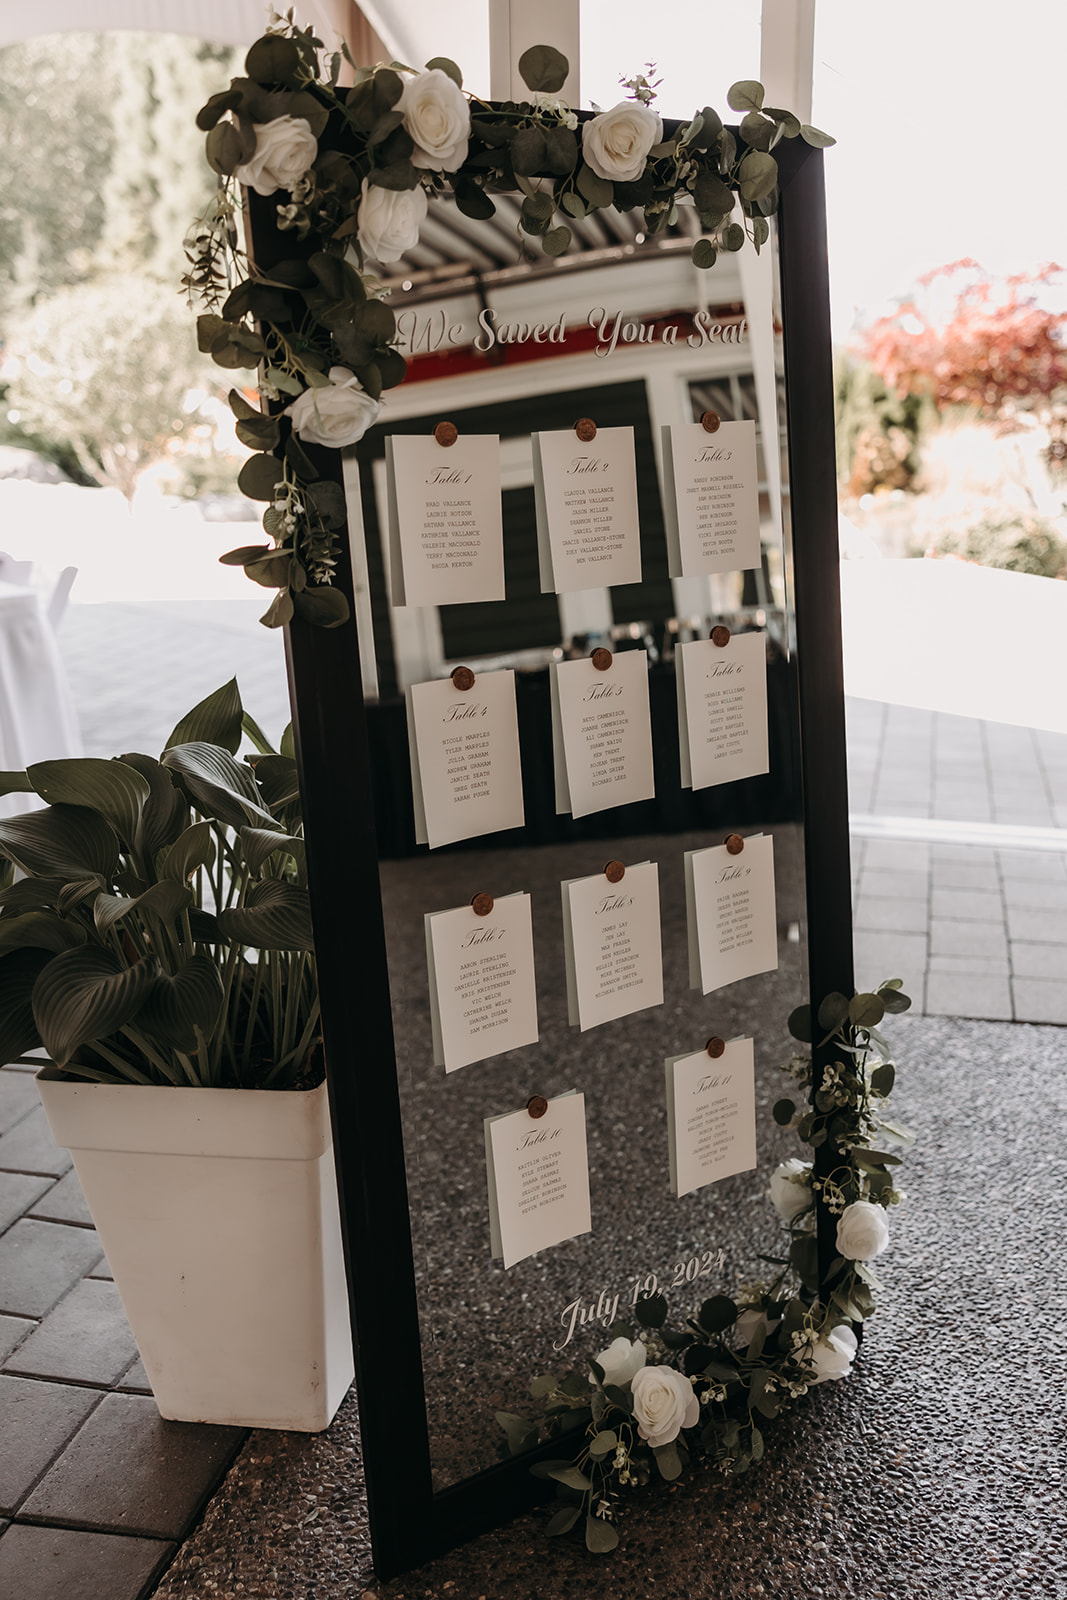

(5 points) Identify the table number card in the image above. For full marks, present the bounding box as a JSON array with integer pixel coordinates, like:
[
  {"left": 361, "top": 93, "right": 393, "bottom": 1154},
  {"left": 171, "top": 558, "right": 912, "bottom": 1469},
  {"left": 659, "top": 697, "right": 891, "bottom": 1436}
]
[
  {"left": 385, "top": 433, "right": 504, "bottom": 607},
  {"left": 550, "top": 650, "right": 655, "bottom": 818},
  {"left": 533, "top": 425, "right": 642, "bottom": 592},
  {"left": 676, "top": 632, "right": 769, "bottom": 790},
  {"left": 485, "top": 1092, "right": 592, "bottom": 1270},
  {"left": 425, "top": 893, "right": 538, "bottom": 1073},
  {"left": 407, "top": 669, "right": 524, "bottom": 849},
  {"left": 665, "top": 1038, "right": 757, "bottom": 1198},
  {"left": 685, "top": 834, "right": 778, "bottom": 994},
  {"left": 561, "top": 861, "right": 663, "bottom": 1030},
  {"left": 662, "top": 420, "right": 761, "bottom": 577}
]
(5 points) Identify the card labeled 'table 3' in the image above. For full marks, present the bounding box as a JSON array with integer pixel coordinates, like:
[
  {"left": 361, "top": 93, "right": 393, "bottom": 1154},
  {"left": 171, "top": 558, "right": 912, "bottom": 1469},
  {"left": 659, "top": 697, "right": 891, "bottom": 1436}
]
[
  {"left": 661, "top": 420, "right": 761, "bottom": 577},
  {"left": 407, "top": 669, "right": 524, "bottom": 850},
  {"left": 425, "top": 892, "right": 538, "bottom": 1073},
  {"left": 386, "top": 432, "right": 504, "bottom": 607},
  {"left": 685, "top": 834, "right": 778, "bottom": 994},
  {"left": 666, "top": 1037, "right": 757, "bottom": 1199},
  {"left": 533, "top": 425, "right": 642, "bottom": 592},
  {"left": 676, "top": 632, "right": 769, "bottom": 791},
  {"left": 485, "top": 1091, "right": 592, "bottom": 1270},
  {"left": 550, "top": 649, "right": 655, "bottom": 818},
  {"left": 561, "top": 860, "right": 663, "bottom": 1031}
]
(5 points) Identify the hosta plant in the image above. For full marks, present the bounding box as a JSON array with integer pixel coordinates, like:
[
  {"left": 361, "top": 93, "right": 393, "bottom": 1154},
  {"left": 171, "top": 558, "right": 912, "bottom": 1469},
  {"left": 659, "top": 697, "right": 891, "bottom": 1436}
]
[{"left": 0, "top": 680, "right": 317, "bottom": 1088}]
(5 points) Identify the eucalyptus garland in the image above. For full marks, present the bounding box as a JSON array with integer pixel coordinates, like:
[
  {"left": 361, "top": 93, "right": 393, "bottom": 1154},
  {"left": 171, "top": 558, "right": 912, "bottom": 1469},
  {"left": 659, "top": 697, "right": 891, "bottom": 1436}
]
[
  {"left": 496, "top": 981, "right": 912, "bottom": 1553},
  {"left": 184, "top": 9, "right": 833, "bottom": 628}
]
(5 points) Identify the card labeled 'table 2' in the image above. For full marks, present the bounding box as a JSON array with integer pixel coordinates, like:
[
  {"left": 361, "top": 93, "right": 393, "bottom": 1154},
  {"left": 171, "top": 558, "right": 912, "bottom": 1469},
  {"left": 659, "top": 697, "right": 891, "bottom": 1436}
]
[
  {"left": 407, "top": 668, "right": 524, "bottom": 849},
  {"left": 386, "top": 432, "right": 504, "bottom": 607},
  {"left": 533, "top": 425, "right": 642, "bottom": 592},
  {"left": 425, "top": 892, "right": 538, "bottom": 1073},
  {"left": 550, "top": 649, "right": 655, "bottom": 818},
  {"left": 485, "top": 1091, "right": 592, "bottom": 1270}
]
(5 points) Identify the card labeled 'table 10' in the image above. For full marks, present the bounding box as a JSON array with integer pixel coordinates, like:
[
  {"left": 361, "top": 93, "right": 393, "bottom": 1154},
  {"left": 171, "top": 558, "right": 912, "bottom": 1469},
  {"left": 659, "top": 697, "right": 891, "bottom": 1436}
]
[
  {"left": 407, "top": 669, "right": 524, "bottom": 850},
  {"left": 485, "top": 1091, "right": 592, "bottom": 1270},
  {"left": 533, "top": 425, "right": 642, "bottom": 592},
  {"left": 550, "top": 649, "right": 655, "bottom": 818},
  {"left": 676, "top": 632, "right": 769, "bottom": 791},
  {"left": 685, "top": 834, "right": 778, "bottom": 994},
  {"left": 425, "top": 893, "right": 538, "bottom": 1073},
  {"left": 661, "top": 420, "right": 761, "bottom": 577},
  {"left": 385, "top": 432, "right": 504, "bottom": 608},
  {"left": 561, "top": 861, "right": 663, "bottom": 1031},
  {"left": 665, "top": 1037, "right": 757, "bottom": 1199}
]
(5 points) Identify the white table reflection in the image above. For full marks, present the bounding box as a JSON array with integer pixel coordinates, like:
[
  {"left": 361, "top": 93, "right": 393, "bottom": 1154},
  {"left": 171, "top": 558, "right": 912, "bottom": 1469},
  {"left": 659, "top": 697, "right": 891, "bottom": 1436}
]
[{"left": 0, "top": 580, "right": 82, "bottom": 816}]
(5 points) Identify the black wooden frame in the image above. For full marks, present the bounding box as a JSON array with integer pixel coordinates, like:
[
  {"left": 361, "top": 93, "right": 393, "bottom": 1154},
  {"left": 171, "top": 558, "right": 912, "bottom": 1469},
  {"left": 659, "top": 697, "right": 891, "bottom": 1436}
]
[{"left": 259, "top": 133, "right": 852, "bottom": 1578}]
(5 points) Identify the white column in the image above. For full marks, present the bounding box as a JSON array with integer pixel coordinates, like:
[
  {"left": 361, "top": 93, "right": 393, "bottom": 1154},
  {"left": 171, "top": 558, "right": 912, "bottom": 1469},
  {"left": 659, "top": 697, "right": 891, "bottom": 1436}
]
[
  {"left": 759, "top": 0, "right": 815, "bottom": 121},
  {"left": 489, "top": 0, "right": 581, "bottom": 106}
]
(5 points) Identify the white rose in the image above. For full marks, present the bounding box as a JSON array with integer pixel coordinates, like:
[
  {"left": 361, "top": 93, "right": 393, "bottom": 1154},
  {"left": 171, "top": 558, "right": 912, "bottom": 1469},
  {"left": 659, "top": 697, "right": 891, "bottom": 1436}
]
[
  {"left": 835, "top": 1199, "right": 890, "bottom": 1261},
  {"left": 234, "top": 115, "right": 318, "bottom": 196},
  {"left": 805, "top": 1324, "right": 858, "bottom": 1383},
  {"left": 629, "top": 1365, "right": 699, "bottom": 1448},
  {"left": 399, "top": 68, "right": 470, "bottom": 171},
  {"left": 358, "top": 179, "right": 428, "bottom": 264},
  {"left": 581, "top": 101, "right": 663, "bottom": 183},
  {"left": 734, "top": 1306, "right": 781, "bottom": 1348},
  {"left": 590, "top": 1335, "right": 645, "bottom": 1387},
  {"left": 286, "top": 367, "right": 381, "bottom": 448},
  {"left": 768, "top": 1157, "right": 813, "bottom": 1222}
]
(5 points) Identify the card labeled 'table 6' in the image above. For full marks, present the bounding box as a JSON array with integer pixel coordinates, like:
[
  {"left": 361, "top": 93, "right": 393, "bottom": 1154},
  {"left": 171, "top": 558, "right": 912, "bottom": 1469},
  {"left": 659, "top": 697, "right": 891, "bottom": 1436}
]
[
  {"left": 425, "top": 893, "right": 538, "bottom": 1073},
  {"left": 407, "top": 669, "right": 524, "bottom": 850},
  {"left": 665, "top": 1037, "right": 757, "bottom": 1199},
  {"left": 485, "top": 1091, "right": 591, "bottom": 1270},
  {"left": 533, "top": 425, "right": 642, "bottom": 592},
  {"left": 550, "top": 649, "right": 655, "bottom": 818},
  {"left": 661, "top": 420, "right": 761, "bottom": 577},
  {"left": 386, "top": 432, "right": 504, "bottom": 607},
  {"left": 685, "top": 834, "right": 778, "bottom": 994},
  {"left": 561, "top": 860, "right": 663, "bottom": 1030},
  {"left": 676, "top": 632, "right": 769, "bottom": 791}
]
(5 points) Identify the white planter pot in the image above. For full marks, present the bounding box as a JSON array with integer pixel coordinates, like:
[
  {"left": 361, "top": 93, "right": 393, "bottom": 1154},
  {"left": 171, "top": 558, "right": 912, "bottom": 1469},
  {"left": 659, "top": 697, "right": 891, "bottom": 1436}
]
[{"left": 36, "top": 1067, "right": 354, "bottom": 1432}]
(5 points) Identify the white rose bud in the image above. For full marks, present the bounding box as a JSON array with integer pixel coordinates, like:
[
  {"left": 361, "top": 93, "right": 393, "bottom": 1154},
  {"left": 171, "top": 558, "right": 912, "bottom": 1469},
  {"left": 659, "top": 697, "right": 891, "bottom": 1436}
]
[
  {"left": 767, "top": 1157, "right": 814, "bottom": 1222},
  {"left": 399, "top": 68, "right": 470, "bottom": 171},
  {"left": 629, "top": 1365, "right": 699, "bottom": 1448},
  {"left": 581, "top": 101, "right": 663, "bottom": 183},
  {"left": 835, "top": 1199, "right": 890, "bottom": 1261},
  {"left": 286, "top": 367, "right": 381, "bottom": 448},
  {"left": 590, "top": 1335, "right": 646, "bottom": 1387},
  {"left": 234, "top": 115, "right": 318, "bottom": 196},
  {"left": 805, "top": 1324, "right": 857, "bottom": 1383},
  {"left": 358, "top": 179, "right": 428, "bottom": 264}
]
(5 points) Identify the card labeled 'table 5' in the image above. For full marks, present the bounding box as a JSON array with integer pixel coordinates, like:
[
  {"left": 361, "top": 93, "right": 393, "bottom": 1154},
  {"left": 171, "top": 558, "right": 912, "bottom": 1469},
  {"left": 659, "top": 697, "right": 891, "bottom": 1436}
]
[
  {"left": 485, "top": 1091, "right": 591, "bottom": 1270},
  {"left": 425, "top": 892, "right": 538, "bottom": 1073},
  {"left": 533, "top": 425, "right": 642, "bottom": 592},
  {"left": 561, "top": 860, "right": 663, "bottom": 1031},
  {"left": 386, "top": 432, "right": 504, "bottom": 607},
  {"left": 407, "top": 668, "right": 524, "bottom": 850},
  {"left": 685, "top": 834, "right": 778, "bottom": 994},
  {"left": 665, "top": 1037, "right": 757, "bottom": 1199},
  {"left": 550, "top": 649, "right": 655, "bottom": 818}
]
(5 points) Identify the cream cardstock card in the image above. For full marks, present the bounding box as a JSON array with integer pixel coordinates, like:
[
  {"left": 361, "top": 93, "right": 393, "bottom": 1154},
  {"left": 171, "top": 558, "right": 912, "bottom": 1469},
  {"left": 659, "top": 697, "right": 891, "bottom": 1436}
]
[
  {"left": 676, "top": 632, "right": 769, "bottom": 790},
  {"left": 561, "top": 860, "right": 663, "bottom": 1030},
  {"left": 407, "top": 669, "right": 524, "bottom": 849},
  {"left": 666, "top": 1037, "right": 757, "bottom": 1199},
  {"left": 661, "top": 420, "right": 761, "bottom": 577},
  {"left": 550, "top": 650, "right": 655, "bottom": 818},
  {"left": 385, "top": 433, "right": 505, "bottom": 607},
  {"left": 425, "top": 893, "right": 538, "bottom": 1073},
  {"left": 685, "top": 834, "right": 778, "bottom": 994},
  {"left": 533, "top": 425, "right": 642, "bottom": 592},
  {"left": 485, "top": 1091, "right": 591, "bottom": 1270}
]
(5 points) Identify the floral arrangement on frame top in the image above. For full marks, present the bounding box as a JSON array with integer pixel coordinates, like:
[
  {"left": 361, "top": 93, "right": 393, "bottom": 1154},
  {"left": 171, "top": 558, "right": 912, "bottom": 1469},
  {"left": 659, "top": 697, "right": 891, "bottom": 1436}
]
[{"left": 185, "top": 11, "right": 833, "bottom": 630}]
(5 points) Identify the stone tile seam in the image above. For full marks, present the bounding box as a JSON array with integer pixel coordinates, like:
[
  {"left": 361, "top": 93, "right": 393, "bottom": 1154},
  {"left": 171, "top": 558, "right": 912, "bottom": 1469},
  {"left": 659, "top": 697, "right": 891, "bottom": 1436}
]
[{"left": 1, "top": 1383, "right": 111, "bottom": 1519}]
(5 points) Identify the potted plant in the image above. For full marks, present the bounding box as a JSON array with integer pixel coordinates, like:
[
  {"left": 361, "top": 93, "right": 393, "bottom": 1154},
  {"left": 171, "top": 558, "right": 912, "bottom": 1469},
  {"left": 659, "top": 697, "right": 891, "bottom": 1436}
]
[{"left": 0, "top": 680, "right": 353, "bottom": 1431}]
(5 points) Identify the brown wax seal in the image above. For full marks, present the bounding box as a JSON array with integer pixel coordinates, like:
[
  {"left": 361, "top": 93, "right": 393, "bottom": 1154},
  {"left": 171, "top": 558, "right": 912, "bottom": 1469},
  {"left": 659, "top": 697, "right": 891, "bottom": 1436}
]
[
  {"left": 527, "top": 1095, "right": 549, "bottom": 1119},
  {"left": 705, "top": 1036, "right": 726, "bottom": 1058},
  {"left": 574, "top": 417, "right": 597, "bottom": 441},
  {"left": 700, "top": 411, "right": 721, "bottom": 433},
  {"left": 711, "top": 624, "right": 731, "bottom": 648},
  {"left": 451, "top": 665, "right": 475, "bottom": 691},
  {"left": 590, "top": 647, "right": 613, "bottom": 671},
  {"left": 604, "top": 860, "right": 626, "bottom": 884},
  {"left": 724, "top": 833, "right": 745, "bottom": 855},
  {"left": 470, "top": 892, "right": 494, "bottom": 917},
  {"left": 434, "top": 420, "right": 458, "bottom": 447}
]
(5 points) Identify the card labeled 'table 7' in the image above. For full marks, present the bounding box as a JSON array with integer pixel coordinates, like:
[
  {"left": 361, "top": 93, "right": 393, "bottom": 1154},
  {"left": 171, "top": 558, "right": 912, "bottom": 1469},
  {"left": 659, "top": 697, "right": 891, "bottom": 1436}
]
[
  {"left": 425, "top": 893, "right": 538, "bottom": 1073},
  {"left": 661, "top": 420, "right": 761, "bottom": 577},
  {"left": 677, "top": 632, "right": 769, "bottom": 791},
  {"left": 685, "top": 834, "right": 778, "bottom": 994},
  {"left": 550, "top": 649, "right": 655, "bottom": 818},
  {"left": 561, "top": 860, "right": 663, "bottom": 1031},
  {"left": 386, "top": 432, "right": 504, "bottom": 607},
  {"left": 485, "top": 1092, "right": 592, "bottom": 1270},
  {"left": 666, "top": 1037, "right": 757, "bottom": 1199},
  {"left": 533, "top": 425, "right": 642, "bottom": 592},
  {"left": 407, "top": 669, "right": 524, "bottom": 849}
]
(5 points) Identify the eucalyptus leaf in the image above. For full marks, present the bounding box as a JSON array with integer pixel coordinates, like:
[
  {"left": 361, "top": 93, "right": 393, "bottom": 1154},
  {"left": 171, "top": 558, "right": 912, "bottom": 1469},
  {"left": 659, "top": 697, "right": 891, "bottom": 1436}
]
[
  {"left": 292, "top": 586, "right": 349, "bottom": 628},
  {"left": 817, "top": 991, "right": 851, "bottom": 1031},
  {"left": 727, "top": 79, "right": 765, "bottom": 113},
  {"left": 245, "top": 34, "right": 303, "bottom": 88},
  {"left": 545, "top": 1504, "right": 581, "bottom": 1537},
  {"left": 260, "top": 588, "right": 295, "bottom": 629},
  {"left": 424, "top": 55, "right": 462, "bottom": 87},
  {"left": 738, "top": 150, "right": 778, "bottom": 202},
  {"left": 542, "top": 225, "right": 572, "bottom": 257},
  {"left": 530, "top": 1461, "right": 592, "bottom": 1492},
  {"left": 652, "top": 1440, "right": 683, "bottom": 1480},
  {"left": 587, "top": 1428, "right": 618, "bottom": 1457},
  {"left": 772, "top": 1097, "right": 795, "bottom": 1125},
  {"left": 238, "top": 453, "right": 283, "bottom": 502},
  {"left": 691, "top": 239, "right": 717, "bottom": 270},
  {"left": 870, "top": 1061, "right": 896, "bottom": 1097},
  {"left": 585, "top": 1515, "right": 618, "bottom": 1553},
  {"left": 32, "top": 946, "right": 160, "bottom": 1065},
  {"left": 788, "top": 1003, "right": 812, "bottom": 1041},
  {"left": 849, "top": 992, "right": 885, "bottom": 1029},
  {"left": 800, "top": 123, "right": 836, "bottom": 148},
  {"left": 698, "top": 1294, "right": 738, "bottom": 1334},
  {"left": 511, "top": 127, "right": 548, "bottom": 177},
  {"left": 517, "top": 44, "right": 569, "bottom": 94},
  {"left": 576, "top": 165, "right": 612, "bottom": 208}
]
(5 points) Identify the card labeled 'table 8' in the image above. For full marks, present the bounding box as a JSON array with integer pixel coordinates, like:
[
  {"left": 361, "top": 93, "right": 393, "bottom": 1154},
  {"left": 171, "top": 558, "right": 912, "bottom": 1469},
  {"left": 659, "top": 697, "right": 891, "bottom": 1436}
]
[
  {"left": 685, "top": 834, "right": 778, "bottom": 994},
  {"left": 425, "top": 893, "right": 538, "bottom": 1073},
  {"left": 485, "top": 1091, "right": 592, "bottom": 1270},
  {"left": 385, "top": 433, "right": 504, "bottom": 607},
  {"left": 407, "top": 669, "right": 524, "bottom": 849},
  {"left": 533, "top": 425, "right": 642, "bottom": 592},
  {"left": 561, "top": 861, "right": 663, "bottom": 1030}
]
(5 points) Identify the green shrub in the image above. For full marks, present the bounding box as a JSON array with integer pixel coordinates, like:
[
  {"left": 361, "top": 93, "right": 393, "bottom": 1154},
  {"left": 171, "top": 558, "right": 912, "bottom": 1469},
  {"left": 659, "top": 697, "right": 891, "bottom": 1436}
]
[{"left": 931, "top": 512, "right": 1067, "bottom": 578}]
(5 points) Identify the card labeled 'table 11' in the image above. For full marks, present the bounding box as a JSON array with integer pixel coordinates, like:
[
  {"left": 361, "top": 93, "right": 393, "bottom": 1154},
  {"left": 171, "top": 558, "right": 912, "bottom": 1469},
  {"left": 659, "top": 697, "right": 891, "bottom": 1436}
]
[
  {"left": 685, "top": 834, "right": 778, "bottom": 995},
  {"left": 533, "top": 425, "right": 642, "bottom": 592},
  {"left": 550, "top": 649, "right": 655, "bottom": 818},
  {"left": 561, "top": 861, "right": 663, "bottom": 1031},
  {"left": 666, "top": 1037, "right": 757, "bottom": 1199},
  {"left": 425, "top": 893, "right": 538, "bottom": 1073},
  {"left": 662, "top": 420, "right": 761, "bottom": 577},
  {"left": 385, "top": 432, "right": 504, "bottom": 608},
  {"left": 485, "top": 1092, "right": 592, "bottom": 1270},
  {"left": 676, "top": 632, "right": 769, "bottom": 791},
  {"left": 407, "top": 669, "right": 524, "bottom": 850}
]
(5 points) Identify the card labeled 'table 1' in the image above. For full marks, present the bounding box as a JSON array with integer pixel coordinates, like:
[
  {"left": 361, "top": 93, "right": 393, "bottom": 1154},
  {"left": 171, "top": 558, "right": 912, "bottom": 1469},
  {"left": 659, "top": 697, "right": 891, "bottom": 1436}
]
[
  {"left": 666, "top": 1037, "right": 757, "bottom": 1199},
  {"left": 385, "top": 432, "right": 504, "bottom": 608},
  {"left": 425, "top": 893, "right": 538, "bottom": 1073},
  {"left": 550, "top": 649, "right": 655, "bottom": 818},
  {"left": 662, "top": 420, "right": 761, "bottom": 577},
  {"left": 407, "top": 669, "right": 524, "bottom": 850},
  {"left": 561, "top": 861, "right": 663, "bottom": 1031},
  {"left": 685, "top": 834, "right": 778, "bottom": 994},
  {"left": 533, "top": 425, "right": 642, "bottom": 592},
  {"left": 676, "top": 632, "right": 769, "bottom": 791},
  {"left": 485, "top": 1091, "right": 592, "bottom": 1270}
]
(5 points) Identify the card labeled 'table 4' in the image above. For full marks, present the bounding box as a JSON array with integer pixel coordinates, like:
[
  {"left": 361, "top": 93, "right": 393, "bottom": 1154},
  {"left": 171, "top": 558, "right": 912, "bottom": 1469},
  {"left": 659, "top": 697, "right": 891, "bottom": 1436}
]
[
  {"left": 425, "top": 893, "right": 538, "bottom": 1073},
  {"left": 407, "top": 669, "right": 524, "bottom": 850},
  {"left": 676, "top": 632, "right": 769, "bottom": 791},
  {"left": 685, "top": 834, "right": 778, "bottom": 995},
  {"left": 661, "top": 420, "right": 761, "bottom": 577},
  {"left": 666, "top": 1037, "right": 757, "bottom": 1199},
  {"left": 485, "top": 1091, "right": 592, "bottom": 1270},
  {"left": 386, "top": 432, "right": 504, "bottom": 607},
  {"left": 561, "top": 860, "right": 663, "bottom": 1031},
  {"left": 533, "top": 425, "right": 642, "bottom": 592},
  {"left": 550, "top": 649, "right": 655, "bottom": 818}
]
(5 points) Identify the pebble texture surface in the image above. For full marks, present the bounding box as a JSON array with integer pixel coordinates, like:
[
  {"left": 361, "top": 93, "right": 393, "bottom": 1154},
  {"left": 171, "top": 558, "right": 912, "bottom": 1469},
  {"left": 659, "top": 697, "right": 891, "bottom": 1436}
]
[{"left": 152, "top": 1013, "right": 1067, "bottom": 1600}]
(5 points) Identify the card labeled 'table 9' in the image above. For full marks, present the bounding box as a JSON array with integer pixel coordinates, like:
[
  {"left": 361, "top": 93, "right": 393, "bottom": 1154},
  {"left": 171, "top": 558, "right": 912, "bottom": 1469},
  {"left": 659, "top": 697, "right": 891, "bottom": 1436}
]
[
  {"left": 561, "top": 860, "right": 663, "bottom": 1031},
  {"left": 485, "top": 1091, "right": 592, "bottom": 1270},
  {"left": 685, "top": 834, "right": 778, "bottom": 994},
  {"left": 425, "top": 893, "right": 538, "bottom": 1073},
  {"left": 533, "top": 425, "right": 642, "bottom": 592},
  {"left": 665, "top": 1037, "right": 757, "bottom": 1199},
  {"left": 386, "top": 432, "right": 504, "bottom": 607},
  {"left": 407, "top": 669, "right": 524, "bottom": 850},
  {"left": 550, "top": 649, "right": 655, "bottom": 818}
]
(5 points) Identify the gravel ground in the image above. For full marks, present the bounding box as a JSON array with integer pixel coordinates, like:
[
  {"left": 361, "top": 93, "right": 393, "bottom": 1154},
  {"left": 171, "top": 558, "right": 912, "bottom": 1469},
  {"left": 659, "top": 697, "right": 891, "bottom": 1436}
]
[{"left": 152, "top": 1012, "right": 1067, "bottom": 1600}]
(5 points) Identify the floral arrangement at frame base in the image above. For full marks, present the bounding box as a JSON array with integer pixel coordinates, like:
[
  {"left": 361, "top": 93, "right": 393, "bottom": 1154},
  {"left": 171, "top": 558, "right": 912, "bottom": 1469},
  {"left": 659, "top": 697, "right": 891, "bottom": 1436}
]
[
  {"left": 184, "top": 10, "right": 833, "bottom": 631},
  {"left": 496, "top": 981, "right": 913, "bottom": 1553}
]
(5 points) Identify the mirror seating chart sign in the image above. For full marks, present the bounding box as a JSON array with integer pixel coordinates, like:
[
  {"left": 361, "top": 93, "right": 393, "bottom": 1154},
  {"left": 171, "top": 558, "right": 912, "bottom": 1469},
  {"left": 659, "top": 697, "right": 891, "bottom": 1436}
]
[{"left": 184, "top": 18, "right": 909, "bottom": 1579}]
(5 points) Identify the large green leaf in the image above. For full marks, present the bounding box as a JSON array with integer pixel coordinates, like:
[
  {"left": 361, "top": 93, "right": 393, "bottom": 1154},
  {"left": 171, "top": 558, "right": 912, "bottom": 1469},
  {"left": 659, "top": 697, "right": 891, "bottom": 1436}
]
[
  {"left": 164, "top": 680, "right": 244, "bottom": 755},
  {"left": 0, "top": 876, "right": 67, "bottom": 913},
  {"left": 32, "top": 947, "right": 159, "bottom": 1065},
  {"left": 135, "top": 955, "right": 224, "bottom": 1052},
  {"left": 238, "top": 826, "right": 305, "bottom": 877},
  {"left": 0, "top": 771, "right": 34, "bottom": 798},
  {"left": 584, "top": 1514, "right": 619, "bottom": 1553},
  {"left": 161, "top": 744, "right": 277, "bottom": 830},
  {"left": 0, "top": 911, "right": 87, "bottom": 957},
  {"left": 159, "top": 821, "right": 217, "bottom": 885},
  {"left": 115, "top": 754, "right": 189, "bottom": 860},
  {"left": 0, "top": 948, "right": 51, "bottom": 1060},
  {"left": 249, "top": 755, "right": 301, "bottom": 812},
  {"left": 26, "top": 760, "right": 151, "bottom": 853},
  {"left": 217, "top": 879, "right": 313, "bottom": 950},
  {"left": 93, "top": 881, "right": 192, "bottom": 938}
]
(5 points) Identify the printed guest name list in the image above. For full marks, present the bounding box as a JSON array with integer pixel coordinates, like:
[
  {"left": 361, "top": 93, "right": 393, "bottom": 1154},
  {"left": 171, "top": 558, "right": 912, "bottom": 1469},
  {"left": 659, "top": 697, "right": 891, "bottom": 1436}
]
[
  {"left": 386, "top": 432, "right": 504, "bottom": 607},
  {"left": 533, "top": 425, "right": 642, "bottom": 592},
  {"left": 407, "top": 668, "right": 524, "bottom": 849},
  {"left": 662, "top": 420, "right": 761, "bottom": 577},
  {"left": 551, "top": 649, "right": 655, "bottom": 817},
  {"left": 425, "top": 893, "right": 538, "bottom": 1072}
]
